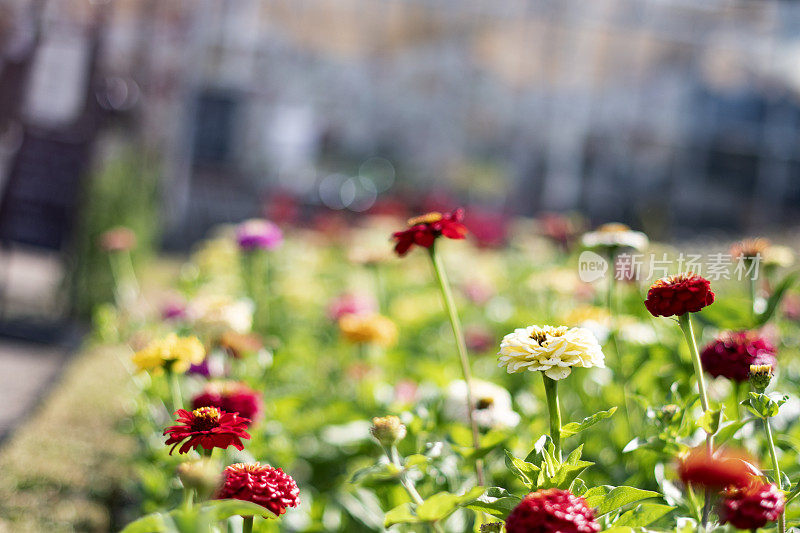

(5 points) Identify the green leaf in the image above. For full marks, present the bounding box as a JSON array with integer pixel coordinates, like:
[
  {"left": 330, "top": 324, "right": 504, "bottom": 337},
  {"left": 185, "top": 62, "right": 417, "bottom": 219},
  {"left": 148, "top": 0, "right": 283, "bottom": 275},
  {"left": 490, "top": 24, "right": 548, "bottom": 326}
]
[
  {"left": 350, "top": 462, "right": 400, "bottom": 484},
  {"left": 504, "top": 450, "right": 540, "bottom": 488},
  {"left": 697, "top": 296, "right": 753, "bottom": 330},
  {"left": 612, "top": 503, "right": 675, "bottom": 527},
  {"left": 585, "top": 486, "right": 660, "bottom": 516},
  {"left": 745, "top": 393, "right": 787, "bottom": 419},
  {"left": 384, "top": 502, "right": 419, "bottom": 527},
  {"left": 203, "top": 499, "right": 279, "bottom": 520},
  {"left": 416, "top": 488, "right": 484, "bottom": 522},
  {"left": 561, "top": 407, "right": 618, "bottom": 438},
  {"left": 120, "top": 513, "right": 171, "bottom": 533},
  {"left": 464, "top": 487, "right": 522, "bottom": 520},
  {"left": 714, "top": 418, "right": 752, "bottom": 446},
  {"left": 698, "top": 407, "right": 723, "bottom": 435},
  {"left": 756, "top": 271, "right": 798, "bottom": 326}
]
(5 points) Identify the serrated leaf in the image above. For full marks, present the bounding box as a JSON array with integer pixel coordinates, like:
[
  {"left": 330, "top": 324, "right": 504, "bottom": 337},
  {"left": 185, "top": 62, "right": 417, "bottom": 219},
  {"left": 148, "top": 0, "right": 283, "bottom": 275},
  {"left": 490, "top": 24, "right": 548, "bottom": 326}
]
[
  {"left": 612, "top": 503, "right": 674, "bottom": 527},
  {"left": 504, "top": 450, "right": 540, "bottom": 487},
  {"left": 561, "top": 407, "right": 618, "bottom": 438}
]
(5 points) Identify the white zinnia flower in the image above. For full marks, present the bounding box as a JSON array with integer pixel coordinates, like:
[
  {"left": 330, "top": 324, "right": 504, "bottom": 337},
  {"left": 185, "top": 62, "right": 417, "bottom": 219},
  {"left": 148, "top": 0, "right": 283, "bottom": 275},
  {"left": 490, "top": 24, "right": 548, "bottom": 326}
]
[
  {"left": 443, "top": 379, "right": 520, "bottom": 429},
  {"left": 497, "top": 325, "right": 605, "bottom": 380},
  {"left": 188, "top": 294, "right": 254, "bottom": 336},
  {"left": 581, "top": 223, "right": 648, "bottom": 251}
]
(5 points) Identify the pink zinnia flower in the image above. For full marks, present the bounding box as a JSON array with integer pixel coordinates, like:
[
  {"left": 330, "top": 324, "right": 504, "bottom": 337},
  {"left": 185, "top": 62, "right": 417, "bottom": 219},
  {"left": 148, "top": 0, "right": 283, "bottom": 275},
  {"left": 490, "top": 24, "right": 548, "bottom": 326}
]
[{"left": 236, "top": 219, "right": 283, "bottom": 251}]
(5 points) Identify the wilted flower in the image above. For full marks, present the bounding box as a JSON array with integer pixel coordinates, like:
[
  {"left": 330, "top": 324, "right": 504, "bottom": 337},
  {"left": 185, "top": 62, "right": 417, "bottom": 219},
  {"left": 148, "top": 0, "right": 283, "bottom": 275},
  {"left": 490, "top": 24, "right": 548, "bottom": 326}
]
[
  {"left": 338, "top": 313, "right": 398, "bottom": 347},
  {"left": 177, "top": 458, "right": 221, "bottom": 498},
  {"left": 216, "top": 462, "right": 300, "bottom": 516},
  {"left": 131, "top": 334, "right": 205, "bottom": 374},
  {"left": 443, "top": 379, "right": 520, "bottom": 429},
  {"left": 730, "top": 238, "right": 770, "bottom": 262},
  {"left": 749, "top": 364, "right": 774, "bottom": 393},
  {"left": 99, "top": 226, "right": 137, "bottom": 252},
  {"left": 219, "top": 330, "right": 263, "bottom": 358},
  {"left": 192, "top": 381, "right": 264, "bottom": 426},
  {"left": 677, "top": 448, "right": 759, "bottom": 490},
  {"left": 644, "top": 273, "right": 715, "bottom": 317},
  {"left": 581, "top": 223, "right": 648, "bottom": 251},
  {"left": 164, "top": 407, "right": 250, "bottom": 455},
  {"left": 498, "top": 325, "right": 605, "bottom": 380},
  {"left": 700, "top": 331, "right": 777, "bottom": 382},
  {"left": 235, "top": 219, "right": 283, "bottom": 251},
  {"left": 327, "top": 293, "right": 377, "bottom": 321},
  {"left": 392, "top": 208, "right": 468, "bottom": 256},
  {"left": 369, "top": 415, "right": 407, "bottom": 446},
  {"left": 720, "top": 480, "right": 784, "bottom": 530},
  {"left": 505, "top": 489, "right": 600, "bottom": 533}
]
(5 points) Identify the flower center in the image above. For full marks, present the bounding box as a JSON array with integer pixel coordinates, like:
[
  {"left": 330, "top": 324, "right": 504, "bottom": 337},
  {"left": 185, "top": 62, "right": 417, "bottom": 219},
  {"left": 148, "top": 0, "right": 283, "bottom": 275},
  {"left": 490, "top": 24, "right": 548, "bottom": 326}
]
[
  {"left": 227, "top": 462, "right": 269, "bottom": 475},
  {"left": 597, "top": 223, "right": 630, "bottom": 233},
  {"left": 476, "top": 397, "right": 494, "bottom": 410},
  {"left": 191, "top": 407, "right": 221, "bottom": 431},
  {"left": 407, "top": 212, "right": 443, "bottom": 226},
  {"left": 529, "top": 326, "right": 567, "bottom": 346}
]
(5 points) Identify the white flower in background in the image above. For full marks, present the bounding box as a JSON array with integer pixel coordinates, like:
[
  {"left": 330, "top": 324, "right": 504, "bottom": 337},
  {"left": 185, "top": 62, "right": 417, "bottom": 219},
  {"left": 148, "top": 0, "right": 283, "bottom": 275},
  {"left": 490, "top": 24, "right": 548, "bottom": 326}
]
[
  {"left": 581, "top": 223, "right": 648, "bottom": 251},
  {"left": 763, "top": 245, "right": 795, "bottom": 269},
  {"left": 618, "top": 320, "right": 658, "bottom": 345},
  {"left": 498, "top": 325, "right": 605, "bottom": 380},
  {"left": 443, "top": 379, "right": 520, "bottom": 429},
  {"left": 188, "top": 294, "right": 254, "bottom": 337}
]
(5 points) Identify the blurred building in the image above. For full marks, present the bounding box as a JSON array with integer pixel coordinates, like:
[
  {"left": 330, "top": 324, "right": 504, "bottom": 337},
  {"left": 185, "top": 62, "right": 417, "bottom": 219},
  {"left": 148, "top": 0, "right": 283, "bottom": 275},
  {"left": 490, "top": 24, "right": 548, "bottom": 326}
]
[{"left": 1, "top": 0, "right": 800, "bottom": 245}]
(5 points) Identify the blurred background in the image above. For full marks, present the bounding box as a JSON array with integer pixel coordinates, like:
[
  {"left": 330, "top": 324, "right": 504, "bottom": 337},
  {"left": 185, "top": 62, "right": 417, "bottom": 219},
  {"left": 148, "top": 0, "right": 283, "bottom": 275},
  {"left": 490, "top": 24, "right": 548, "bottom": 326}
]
[{"left": 0, "top": 0, "right": 799, "bottom": 328}]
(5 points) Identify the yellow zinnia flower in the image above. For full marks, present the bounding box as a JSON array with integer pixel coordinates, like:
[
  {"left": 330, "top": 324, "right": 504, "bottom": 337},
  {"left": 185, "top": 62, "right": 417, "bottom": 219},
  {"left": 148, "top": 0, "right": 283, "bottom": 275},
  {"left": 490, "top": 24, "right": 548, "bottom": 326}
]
[
  {"left": 338, "top": 313, "right": 398, "bottom": 348},
  {"left": 132, "top": 333, "right": 205, "bottom": 374}
]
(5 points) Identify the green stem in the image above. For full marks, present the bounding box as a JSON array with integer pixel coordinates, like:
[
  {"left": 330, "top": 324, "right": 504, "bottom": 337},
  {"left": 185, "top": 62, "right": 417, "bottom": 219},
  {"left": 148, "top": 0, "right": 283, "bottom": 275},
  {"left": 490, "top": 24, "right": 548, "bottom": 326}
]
[
  {"left": 733, "top": 381, "right": 742, "bottom": 421},
  {"left": 242, "top": 515, "right": 253, "bottom": 533},
  {"left": 201, "top": 446, "right": 213, "bottom": 458},
  {"left": 764, "top": 418, "right": 786, "bottom": 533},
  {"left": 542, "top": 373, "right": 562, "bottom": 462},
  {"left": 678, "top": 313, "right": 713, "bottom": 530},
  {"left": 428, "top": 246, "right": 485, "bottom": 486},
  {"left": 605, "top": 252, "right": 633, "bottom": 436},
  {"left": 182, "top": 486, "right": 194, "bottom": 511},
  {"left": 387, "top": 446, "right": 444, "bottom": 533},
  {"left": 167, "top": 369, "right": 183, "bottom": 414}
]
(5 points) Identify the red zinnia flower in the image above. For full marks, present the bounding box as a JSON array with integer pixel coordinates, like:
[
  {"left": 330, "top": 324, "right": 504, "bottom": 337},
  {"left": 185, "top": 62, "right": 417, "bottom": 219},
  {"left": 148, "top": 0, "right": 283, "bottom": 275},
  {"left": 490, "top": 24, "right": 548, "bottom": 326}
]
[
  {"left": 644, "top": 273, "right": 715, "bottom": 317},
  {"left": 217, "top": 462, "right": 300, "bottom": 516},
  {"left": 164, "top": 407, "right": 250, "bottom": 455},
  {"left": 701, "top": 331, "right": 777, "bottom": 382},
  {"left": 677, "top": 448, "right": 759, "bottom": 491},
  {"left": 192, "top": 382, "right": 264, "bottom": 426},
  {"left": 391, "top": 208, "right": 468, "bottom": 256},
  {"left": 720, "top": 480, "right": 784, "bottom": 530},
  {"left": 505, "top": 489, "right": 600, "bottom": 533}
]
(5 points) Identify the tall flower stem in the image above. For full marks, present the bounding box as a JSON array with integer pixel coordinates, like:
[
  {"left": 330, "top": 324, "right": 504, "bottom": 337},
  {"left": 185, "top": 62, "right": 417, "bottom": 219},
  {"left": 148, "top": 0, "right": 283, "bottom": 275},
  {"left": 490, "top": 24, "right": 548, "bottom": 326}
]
[
  {"left": 386, "top": 445, "right": 445, "bottom": 533},
  {"left": 678, "top": 313, "right": 713, "bottom": 529},
  {"left": 542, "top": 374, "right": 562, "bottom": 462},
  {"left": 428, "top": 245, "right": 485, "bottom": 486},
  {"left": 242, "top": 516, "right": 254, "bottom": 533},
  {"left": 763, "top": 418, "right": 786, "bottom": 533}
]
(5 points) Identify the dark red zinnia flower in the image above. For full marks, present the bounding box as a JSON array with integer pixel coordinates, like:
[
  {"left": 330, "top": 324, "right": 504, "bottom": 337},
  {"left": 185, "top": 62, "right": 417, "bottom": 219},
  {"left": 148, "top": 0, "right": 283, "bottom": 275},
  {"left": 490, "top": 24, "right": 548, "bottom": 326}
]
[
  {"left": 192, "top": 382, "right": 263, "bottom": 426},
  {"left": 505, "top": 489, "right": 600, "bottom": 533},
  {"left": 644, "top": 273, "right": 715, "bottom": 317},
  {"left": 391, "top": 208, "right": 468, "bottom": 256},
  {"left": 677, "top": 448, "right": 759, "bottom": 491},
  {"left": 164, "top": 407, "right": 250, "bottom": 455},
  {"left": 720, "top": 480, "right": 784, "bottom": 530},
  {"left": 216, "top": 462, "right": 300, "bottom": 516},
  {"left": 701, "top": 331, "right": 777, "bottom": 382}
]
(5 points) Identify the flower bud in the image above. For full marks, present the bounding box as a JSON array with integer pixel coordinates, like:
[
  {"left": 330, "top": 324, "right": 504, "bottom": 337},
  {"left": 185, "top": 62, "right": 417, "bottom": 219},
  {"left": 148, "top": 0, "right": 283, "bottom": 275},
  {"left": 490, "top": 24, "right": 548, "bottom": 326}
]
[
  {"left": 749, "top": 364, "right": 773, "bottom": 393},
  {"left": 177, "top": 458, "right": 221, "bottom": 498},
  {"left": 480, "top": 523, "right": 503, "bottom": 533},
  {"left": 370, "top": 416, "right": 407, "bottom": 446}
]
